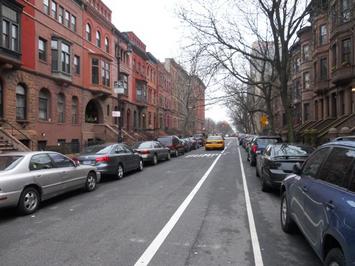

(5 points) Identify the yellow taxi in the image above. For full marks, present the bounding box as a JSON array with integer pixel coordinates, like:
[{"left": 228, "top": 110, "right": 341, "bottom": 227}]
[{"left": 205, "top": 135, "right": 225, "bottom": 150}]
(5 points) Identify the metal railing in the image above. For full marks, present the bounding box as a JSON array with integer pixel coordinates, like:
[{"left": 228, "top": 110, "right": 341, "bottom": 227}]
[{"left": 0, "top": 120, "right": 33, "bottom": 150}]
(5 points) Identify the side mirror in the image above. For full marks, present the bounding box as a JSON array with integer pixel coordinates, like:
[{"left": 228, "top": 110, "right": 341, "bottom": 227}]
[
  {"left": 293, "top": 163, "right": 302, "bottom": 175},
  {"left": 73, "top": 160, "right": 80, "bottom": 167}
]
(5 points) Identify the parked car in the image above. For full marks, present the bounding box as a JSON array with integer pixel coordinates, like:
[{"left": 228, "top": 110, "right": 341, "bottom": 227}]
[
  {"left": 132, "top": 141, "right": 170, "bottom": 165},
  {"left": 77, "top": 143, "right": 143, "bottom": 180},
  {"left": 0, "top": 151, "right": 100, "bottom": 215},
  {"left": 189, "top": 137, "right": 199, "bottom": 150},
  {"left": 157, "top": 136, "right": 185, "bottom": 157},
  {"left": 334, "top": 135, "right": 355, "bottom": 141},
  {"left": 193, "top": 133, "right": 205, "bottom": 146},
  {"left": 256, "top": 143, "right": 314, "bottom": 192},
  {"left": 182, "top": 138, "right": 192, "bottom": 152},
  {"left": 280, "top": 141, "right": 355, "bottom": 266},
  {"left": 205, "top": 135, "right": 225, "bottom": 150},
  {"left": 247, "top": 136, "right": 282, "bottom": 166}
]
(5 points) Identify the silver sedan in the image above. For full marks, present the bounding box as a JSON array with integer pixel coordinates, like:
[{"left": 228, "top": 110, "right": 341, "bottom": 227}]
[{"left": 0, "top": 151, "right": 100, "bottom": 215}]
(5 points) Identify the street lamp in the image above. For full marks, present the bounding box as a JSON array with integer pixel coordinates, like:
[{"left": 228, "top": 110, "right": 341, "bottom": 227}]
[{"left": 114, "top": 40, "right": 132, "bottom": 143}]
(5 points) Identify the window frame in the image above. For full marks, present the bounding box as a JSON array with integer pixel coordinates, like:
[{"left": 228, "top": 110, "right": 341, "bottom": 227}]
[
  {"left": 91, "top": 58, "right": 99, "bottom": 84},
  {"left": 38, "top": 37, "right": 47, "bottom": 61},
  {"left": 85, "top": 23, "right": 91, "bottom": 41},
  {"left": 319, "top": 24, "right": 327, "bottom": 46},
  {"left": 1, "top": 3, "right": 21, "bottom": 54},
  {"left": 51, "top": 0, "right": 57, "bottom": 19},
  {"left": 71, "top": 96, "right": 78, "bottom": 125},
  {"left": 73, "top": 55, "right": 80, "bottom": 74},
  {"left": 39, "top": 89, "right": 50, "bottom": 121},
  {"left": 96, "top": 30, "right": 101, "bottom": 48},
  {"left": 16, "top": 84, "right": 26, "bottom": 120},
  {"left": 320, "top": 57, "right": 328, "bottom": 81},
  {"left": 341, "top": 38, "right": 352, "bottom": 64},
  {"left": 57, "top": 93, "right": 65, "bottom": 123},
  {"left": 51, "top": 38, "right": 71, "bottom": 75}
]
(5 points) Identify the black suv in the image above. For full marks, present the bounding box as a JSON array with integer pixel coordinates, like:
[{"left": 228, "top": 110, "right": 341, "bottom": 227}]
[{"left": 248, "top": 136, "right": 282, "bottom": 166}]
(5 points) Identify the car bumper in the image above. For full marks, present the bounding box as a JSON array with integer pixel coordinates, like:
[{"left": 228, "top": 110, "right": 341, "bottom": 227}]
[
  {"left": 0, "top": 190, "right": 21, "bottom": 208},
  {"left": 139, "top": 154, "right": 154, "bottom": 162},
  {"left": 205, "top": 144, "right": 224, "bottom": 149},
  {"left": 95, "top": 163, "right": 116, "bottom": 175},
  {"left": 267, "top": 170, "right": 291, "bottom": 188}
]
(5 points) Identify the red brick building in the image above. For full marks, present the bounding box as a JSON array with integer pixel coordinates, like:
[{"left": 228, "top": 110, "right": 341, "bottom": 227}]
[{"left": 0, "top": 0, "right": 205, "bottom": 152}]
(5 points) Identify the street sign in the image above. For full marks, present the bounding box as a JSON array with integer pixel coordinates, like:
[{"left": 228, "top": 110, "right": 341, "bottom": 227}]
[
  {"left": 260, "top": 114, "right": 269, "bottom": 127},
  {"left": 112, "top": 111, "right": 121, "bottom": 117}
]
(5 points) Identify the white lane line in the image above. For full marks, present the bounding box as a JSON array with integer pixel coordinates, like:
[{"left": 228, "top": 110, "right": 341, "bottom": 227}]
[
  {"left": 134, "top": 152, "right": 224, "bottom": 266},
  {"left": 237, "top": 146, "right": 264, "bottom": 266}
]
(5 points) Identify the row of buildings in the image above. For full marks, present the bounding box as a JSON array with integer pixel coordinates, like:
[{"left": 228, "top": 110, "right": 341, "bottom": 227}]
[
  {"left": 251, "top": 0, "right": 355, "bottom": 144},
  {"left": 0, "top": 0, "right": 205, "bottom": 152}
]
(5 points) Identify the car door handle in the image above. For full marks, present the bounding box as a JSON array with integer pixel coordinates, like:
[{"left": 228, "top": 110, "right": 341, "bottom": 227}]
[
  {"left": 325, "top": 201, "right": 335, "bottom": 210},
  {"left": 301, "top": 185, "right": 308, "bottom": 193}
]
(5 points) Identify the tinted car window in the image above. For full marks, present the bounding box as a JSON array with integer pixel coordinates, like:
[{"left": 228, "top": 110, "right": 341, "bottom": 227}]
[
  {"left": 349, "top": 167, "right": 355, "bottom": 192},
  {"left": 208, "top": 136, "right": 223, "bottom": 140},
  {"left": 84, "top": 144, "right": 113, "bottom": 154},
  {"left": 158, "top": 137, "right": 172, "bottom": 146},
  {"left": 302, "top": 148, "right": 330, "bottom": 178},
  {"left": 273, "top": 145, "right": 314, "bottom": 157},
  {"left": 0, "top": 156, "right": 23, "bottom": 171},
  {"left": 132, "top": 142, "right": 153, "bottom": 149},
  {"left": 49, "top": 153, "right": 74, "bottom": 168},
  {"left": 257, "top": 138, "right": 280, "bottom": 147},
  {"left": 30, "top": 154, "right": 54, "bottom": 171},
  {"left": 114, "top": 145, "right": 125, "bottom": 154},
  {"left": 318, "top": 148, "right": 355, "bottom": 188},
  {"left": 122, "top": 145, "right": 133, "bottom": 153}
]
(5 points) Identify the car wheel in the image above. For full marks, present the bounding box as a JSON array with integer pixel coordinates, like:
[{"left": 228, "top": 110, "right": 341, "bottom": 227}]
[
  {"left": 325, "top": 248, "right": 345, "bottom": 266},
  {"left": 17, "top": 187, "right": 40, "bottom": 215},
  {"left": 167, "top": 152, "right": 171, "bottom": 160},
  {"left": 115, "top": 164, "right": 124, "bottom": 180},
  {"left": 153, "top": 154, "right": 158, "bottom": 165},
  {"left": 280, "top": 192, "right": 296, "bottom": 233},
  {"left": 85, "top": 172, "right": 97, "bottom": 192},
  {"left": 138, "top": 159, "right": 144, "bottom": 171}
]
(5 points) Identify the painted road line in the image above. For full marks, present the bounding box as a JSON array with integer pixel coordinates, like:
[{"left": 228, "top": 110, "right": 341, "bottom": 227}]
[
  {"left": 237, "top": 146, "right": 264, "bottom": 266},
  {"left": 134, "top": 150, "right": 225, "bottom": 266}
]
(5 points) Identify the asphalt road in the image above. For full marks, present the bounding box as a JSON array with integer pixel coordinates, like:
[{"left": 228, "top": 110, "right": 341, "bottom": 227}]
[{"left": 0, "top": 138, "right": 322, "bottom": 266}]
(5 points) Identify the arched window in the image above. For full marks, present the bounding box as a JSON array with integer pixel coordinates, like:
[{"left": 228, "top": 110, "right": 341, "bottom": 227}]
[
  {"left": 39, "top": 89, "right": 50, "bottom": 121},
  {"left": 57, "top": 93, "right": 65, "bottom": 123},
  {"left": 96, "top": 31, "right": 101, "bottom": 47},
  {"left": 16, "top": 84, "right": 26, "bottom": 120},
  {"left": 86, "top": 23, "right": 91, "bottom": 41},
  {"left": 105, "top": 37, "right": 109, "bottom": 53},
  {"left": 72, "top": 96, "right": 78, "bottom": 124}
]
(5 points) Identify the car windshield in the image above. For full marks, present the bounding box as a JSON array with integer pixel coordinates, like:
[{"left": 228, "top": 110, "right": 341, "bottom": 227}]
[
  {"left": 0, "top": 156, "right": 24, "bottom": 171},
  {"left": 257, "top": 138, "right": 280, "bottom": 147},
  {"left": 83, "top": 145, "right": 113, "bottom": 154},
  {"left": 158, "top": 138, "right": 171, "bottom": 145},
  {"left": 132, "top": 142, "right": 152, "bottom": 149},
  {"left": 208, "top": 136, "right": 222, "bottom": 140},
  {"left": 273, "top": 145, "right": 314, "bottom": 157}
]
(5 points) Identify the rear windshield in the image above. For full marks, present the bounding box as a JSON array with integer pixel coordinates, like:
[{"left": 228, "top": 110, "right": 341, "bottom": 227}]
[
  {"left": 132, "top": 142, "right": 153, "bottom": 149},
  {"left": 257, "top": 138, "right": 280, "bottom": 147},
  {"left": 194, "top": 134, "right": 204, "bottom": 138},
  {"left": 157, "top": 137, "right": 172, "bottom": 145},
  {"left": 273, "top": 145, "right": 314, "bottom": 157},
  {"left": 84, "top": 145, "right": 113, "bottom": 154},
  {"left": 208, "top": 136, "right": 223, "bottom": 140},
  {"left": 0, "top": 156, "right": 24, "bottom": 171}
]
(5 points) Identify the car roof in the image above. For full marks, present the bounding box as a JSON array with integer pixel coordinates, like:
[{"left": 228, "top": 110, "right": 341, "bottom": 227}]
[
  {"left": 322, "top": 141, "right": 355, "bottom": 148},
  {"left": 0, "top": 151, "right": 53, "bottom": 156}
]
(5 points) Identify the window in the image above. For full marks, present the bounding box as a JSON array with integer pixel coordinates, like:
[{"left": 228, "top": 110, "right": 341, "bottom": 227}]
[
  {"left": 29, "top": 154, "right": 54, "bottom": 171},
  {"left": 16, "top": 84, "right": 26, "bottom": 120},
  {"left": 43, "top": 0, "right": 49, "bottom": 14},
  {"left": 86, "top": 23, "right": 91, "bottom": 41},
  {"left": 304, "top": 103, "right": 310, "bottom": 121},
  {"left": 70, "top": 15, "right": 76, "bottom": 32},
  {"left": 71, "top": 96, "right": 78, "bottom": 124},
  {"left": 51, "top": 1, "right": 57, "bottom": 18},
  {"left": 318, "top": 148, "right": 355, "bottom": 188},
  {"left": 105, "top": 37, "right": 109, "bottom": 53},
  {"left": 341, "top": 0, "right": 351, "bottom": 23},
  {"left": 64, "top": 10, "right": 69, "bottom": 27},
  {"left": 319, "top": 25, "right": 327, "bottom": 45},
  {"left": 120, "top": 74, "right": 128, "bottom": 93},
  {"left": 96, "top": 31, "right": 101, "bottom": 47},
  {"left": 303, "top": 45, "right": 310, "bottom": 61},
  {"left": 1, "top": 5, "right": 20, "bottom": 53},
  {"left": 331, "top": 44, "right": 337, "bottom": 67},
  {"left": 38, "top": 38, "right": 47, "bottom": 61},
  {"left": 320, "top": 57, "right": 328, "bottom": 80},
  {"left": 58, "top": 6, "right": 64, "bottom": 24},
  {"left": 341, "top": 38, "right": 351, "bottom": 64},
  {"left": 48, "top": 153, "right": 73, "bottom": 168},
  {"left": 57, "top": 93, "right": 65, "bottom": 123},
  {"left": 101, "top": 61, "right": 110, "bottom": 86},
  {"left": 74, "top": 55, "right": 80, "bottom": 74},
  {"left": 39, "top": 89, "right": 50, "bottom": 121},
  {"left": 303, "top": 72, "right": 310, "bottom": 90},
  {"left": 92, "top": 58, "right": 99, "bottom": 84},
  {"left": 302, "top": 148, "right": 330, "bottom": 178},
  {"left": 51, "top": 38, "right": 71, "bottom": 74}
]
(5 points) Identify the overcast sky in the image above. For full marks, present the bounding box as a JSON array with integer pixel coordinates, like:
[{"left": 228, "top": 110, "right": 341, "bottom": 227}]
[{"left": 102, "top": 0, "right": 230, "bottom": 124}]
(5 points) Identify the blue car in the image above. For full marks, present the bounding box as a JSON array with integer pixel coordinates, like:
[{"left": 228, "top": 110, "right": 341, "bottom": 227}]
[{"left": 280, "top": 141, "right": 355, "bottom": 266}]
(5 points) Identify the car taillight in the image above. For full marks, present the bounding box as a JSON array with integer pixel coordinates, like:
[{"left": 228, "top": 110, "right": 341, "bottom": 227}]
[
  {"left": 251, "top": 144, "right": 258, "bottom": 153},
  {"left": 139, "top": 149, "right": 150, "bottom": 154},
  {"left": 96, "top": 156, "right": 110, "bottom": 163}
]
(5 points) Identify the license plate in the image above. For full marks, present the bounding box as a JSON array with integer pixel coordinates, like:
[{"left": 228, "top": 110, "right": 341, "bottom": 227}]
[{"left": 82, "top": 161, "right": 93, "bottom": 165}]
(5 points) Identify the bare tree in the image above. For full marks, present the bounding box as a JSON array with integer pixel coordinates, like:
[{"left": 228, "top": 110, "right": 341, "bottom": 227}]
[{"left": 178, "top": 0, "right": 310, "bottom": 141}]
